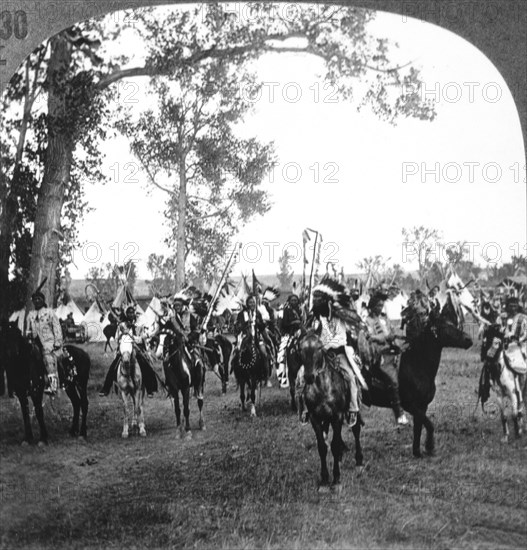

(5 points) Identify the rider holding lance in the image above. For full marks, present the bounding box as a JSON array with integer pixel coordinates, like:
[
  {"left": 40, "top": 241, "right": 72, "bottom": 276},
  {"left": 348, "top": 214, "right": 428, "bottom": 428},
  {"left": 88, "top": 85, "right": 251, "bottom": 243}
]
[{"left": 297, "top": 277, "right": 366, "bottom": 427}]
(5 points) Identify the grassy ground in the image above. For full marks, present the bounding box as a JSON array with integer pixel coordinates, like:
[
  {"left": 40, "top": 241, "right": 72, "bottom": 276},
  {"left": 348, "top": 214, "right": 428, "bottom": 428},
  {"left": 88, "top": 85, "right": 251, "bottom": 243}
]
[{"left": 0, "top": 343, "right": 526, "bottom": 549}]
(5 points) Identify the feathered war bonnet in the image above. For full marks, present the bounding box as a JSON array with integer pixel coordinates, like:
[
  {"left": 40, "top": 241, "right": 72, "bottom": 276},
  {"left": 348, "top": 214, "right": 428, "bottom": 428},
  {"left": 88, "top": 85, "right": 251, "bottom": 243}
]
[
  {"left": 312, "top": 276, "right": 362, "bottom": 327},
  {"left": 262, "top": 286, "right": 280, "bottom": 303}
]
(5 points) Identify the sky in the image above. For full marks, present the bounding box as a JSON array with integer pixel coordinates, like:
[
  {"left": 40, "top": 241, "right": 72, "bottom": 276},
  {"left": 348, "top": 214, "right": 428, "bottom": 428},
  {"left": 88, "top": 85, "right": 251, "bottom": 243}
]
[{"left": 68, "top": 4, "right": 526, "bottom": 281}]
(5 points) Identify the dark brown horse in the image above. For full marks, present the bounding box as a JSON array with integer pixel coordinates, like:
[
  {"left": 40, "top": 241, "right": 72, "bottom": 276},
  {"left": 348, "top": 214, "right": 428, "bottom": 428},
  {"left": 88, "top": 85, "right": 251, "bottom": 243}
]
[
  {"left": 231, "top": 330, "right": 268, "bottom": 416},
  {"left": 162, "top": 330, "right": 206, "bottom": 438},
  {"left": 360, "top": 306, "right": 473, "bottom": 458},
  {"left": 299, "top": 329, "right": 364, "bottom": 490},
  {"left": 0, "top": 323, "right": 91, "bottom": 444},
  {"left": 285, "top": 331, "right": 303, "bottom": 411}
]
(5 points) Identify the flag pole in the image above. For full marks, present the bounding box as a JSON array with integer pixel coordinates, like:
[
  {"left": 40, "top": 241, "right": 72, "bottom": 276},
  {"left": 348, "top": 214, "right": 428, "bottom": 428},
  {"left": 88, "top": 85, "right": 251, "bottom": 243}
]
[{"left": 200, "top": 243, "right": 239, "bottom": 332}]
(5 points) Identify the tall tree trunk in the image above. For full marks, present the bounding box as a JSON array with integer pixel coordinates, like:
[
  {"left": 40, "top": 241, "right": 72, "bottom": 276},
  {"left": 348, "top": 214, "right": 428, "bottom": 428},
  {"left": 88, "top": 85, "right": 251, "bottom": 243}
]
[
  {"left": 0, "top": 171, "right": 17, "bottom": 320},
  {"left": 25, "top": 34, "right": 73, "bottom": 311},
  {"left": 0, "top": 60, "right": 39, "bottom": 320},
  {"left": 174, "top": 156, "right": 187, "bottom": 292}
]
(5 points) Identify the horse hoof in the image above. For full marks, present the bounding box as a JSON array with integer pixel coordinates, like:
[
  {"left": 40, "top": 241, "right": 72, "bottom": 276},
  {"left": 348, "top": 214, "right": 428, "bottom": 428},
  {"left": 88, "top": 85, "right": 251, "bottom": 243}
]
[
  {"left": 21, "top": 440, "right": 30, "bottom": 447},
  {"left": 199, "top": 422, "right": 206, "bottom": 431},
  {"left": 413, "top": 451, "right": 423, "bottom": 459},
  {"left": 78, "top": 436, "right": 87, "bottom": 443},
  {"left": 500, "top": 436, "right": 509, "bottom": 444},
  {"left": 185, "top": 431, "right": 192, "bottom": 440},
  {"left": 37, "top": 440, "right": 48, "bottom": 447},
  {"left": 317, "top": 484, "right": 331, "bottom": 494},
  {"left": 425, "top": 448, "right": 436, "bottom": 457},
  {"left": 122, "top": 432, "right": 129, "bottom": 439},
  {"left": 139, "top": 429, "right": 147, "bottom": 438},
  {"left": 331, "top": 483, "right": 342, "bottom": 494}
]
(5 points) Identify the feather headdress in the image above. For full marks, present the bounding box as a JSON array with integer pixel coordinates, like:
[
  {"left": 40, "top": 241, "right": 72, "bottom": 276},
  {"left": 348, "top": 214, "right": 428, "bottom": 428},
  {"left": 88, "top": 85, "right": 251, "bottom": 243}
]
[
  {"left": 173, "top": 292, "right": 190, "bottom": 306},
  {"left": 312, "top": 276, "right": 361, "bottom": 326},
  {"left": 263, "top": 286, "right": 280, "bottom": 302}
]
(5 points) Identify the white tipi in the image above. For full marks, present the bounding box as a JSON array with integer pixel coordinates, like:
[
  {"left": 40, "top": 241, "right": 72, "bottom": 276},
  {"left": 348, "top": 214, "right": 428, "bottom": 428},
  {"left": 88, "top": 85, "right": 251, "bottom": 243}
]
[{"left": 81, "top": 301, "right": 106, "bottom": 342}]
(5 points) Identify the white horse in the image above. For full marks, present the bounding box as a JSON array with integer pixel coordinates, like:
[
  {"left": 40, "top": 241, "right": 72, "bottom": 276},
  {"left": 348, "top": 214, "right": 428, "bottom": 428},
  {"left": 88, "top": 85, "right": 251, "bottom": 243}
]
[
  {"left": 117, "top": 334, "right": 146, "bottom": 438},
  {"left": 480, "top": 324, "right": 527, "bottom": 442}
]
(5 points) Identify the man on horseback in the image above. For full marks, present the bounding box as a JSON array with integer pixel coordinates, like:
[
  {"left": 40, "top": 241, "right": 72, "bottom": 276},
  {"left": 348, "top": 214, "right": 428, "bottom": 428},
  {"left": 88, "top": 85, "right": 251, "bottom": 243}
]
[
  {"left": 26, "top": 291, "right": 63, "bottom": 395},
  {"left": 234, "top": 295, "right": 271, "bottom": 370},
  {"left": 364, "top": 291, "right": 409, "bottom": 426},
  {"left": 99, "top": 306, "right": 158, "bottom": 397},
  {"left": 277, "top": 293, "right": 304, "bottom": 388},
  {"left": 297, "top": 278, "right": 365, "bottom": 427}
]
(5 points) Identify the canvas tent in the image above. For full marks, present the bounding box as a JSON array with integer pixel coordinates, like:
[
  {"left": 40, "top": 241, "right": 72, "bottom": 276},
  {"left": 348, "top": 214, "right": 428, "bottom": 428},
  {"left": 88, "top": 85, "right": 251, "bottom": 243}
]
[
  {"left": 55, "top": 298, "right": 85, "bottom": 325},
  {"left": 81, "top": 301, "right": 106, "bottom": 342}
]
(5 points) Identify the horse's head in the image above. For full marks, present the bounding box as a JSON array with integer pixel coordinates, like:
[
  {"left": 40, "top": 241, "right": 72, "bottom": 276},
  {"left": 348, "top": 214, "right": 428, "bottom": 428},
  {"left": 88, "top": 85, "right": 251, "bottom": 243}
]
[
  {"left": 430, "top": 306, "right": 473, "bottom": 350},
  {"left": 299, "top": 329, "right": 325, "bottom": 385}
]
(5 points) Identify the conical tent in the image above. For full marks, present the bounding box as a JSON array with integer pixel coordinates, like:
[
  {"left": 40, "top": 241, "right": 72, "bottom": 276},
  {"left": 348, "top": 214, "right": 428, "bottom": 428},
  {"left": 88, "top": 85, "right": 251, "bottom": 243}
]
[
  {"left": 81, "top": 301, "right": 106, "bottom": 342},
  {"left": 55, "top": 299, "right": 84, "bottom": 324},
  {"left": 137, "top": 296, "right": 162, "bottom": 331}
]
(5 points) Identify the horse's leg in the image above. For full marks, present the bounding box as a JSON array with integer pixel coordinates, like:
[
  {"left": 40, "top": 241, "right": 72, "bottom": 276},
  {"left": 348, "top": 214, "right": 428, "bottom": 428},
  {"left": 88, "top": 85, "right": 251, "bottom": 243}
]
[
  {"left": 18, "top": 393, "right": 33, "bottom": 444},
  {"left": 137, "top": 389, "right": 146, "bottom": 437},
  {"left": 240, "top": 379, "right": 246, "bottom": 411},
  {"left": 331, "top": 419, "right": 344, "bottom": 487},
  {"left": 32, "top": 391, "right": 48, "bottom": 446},
  {"left": 412, "top": 409, "right": 425, "bottom": 458},
  {"left": 196, "top": 368, "right": 205, "bottom": 431},
  {"left": 312, "top": 419, "right": 330, "bottom": 489},
  {"left": 496, "top": 393, "right": 510, "bottom": 443},
  {"left": 173, "top": 389, "right": 183, "bottom": 439},
  {"left": 79, "top": 382, "right": 89, "bottom": 439},
  {"left": 65, "top": 384, "right": 80, "bottom": 437},
  {"left": 183, "top": 386, "right": 191, "bottom": 438},
  {"left": 121, "top": 392, "right": 130, "bottom": 438},
  {"left": 422, "top": 409, "right": 435, "bottom": 455},
  {"left": 249, "top": 378, "right": 257, "bottom": 417},
  {"left": 352, "top": 413, "right": 364, "bottom": 467}
]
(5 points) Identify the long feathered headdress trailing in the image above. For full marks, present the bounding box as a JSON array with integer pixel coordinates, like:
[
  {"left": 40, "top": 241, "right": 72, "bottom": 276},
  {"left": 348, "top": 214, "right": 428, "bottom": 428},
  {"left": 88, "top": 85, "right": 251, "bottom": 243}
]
[
  {"left": 263, "top": 286, "right": 280, "bottom": 302},
  {"left": 312, "top": 276, "right": 361, "bottom": 326}
]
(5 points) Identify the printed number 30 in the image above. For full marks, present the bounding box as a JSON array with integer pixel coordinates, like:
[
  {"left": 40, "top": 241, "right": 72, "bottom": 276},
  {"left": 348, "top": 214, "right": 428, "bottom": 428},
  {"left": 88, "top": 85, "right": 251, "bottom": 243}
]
[{"left": 0, "top": 11, "right": 28, "bottom": 40}]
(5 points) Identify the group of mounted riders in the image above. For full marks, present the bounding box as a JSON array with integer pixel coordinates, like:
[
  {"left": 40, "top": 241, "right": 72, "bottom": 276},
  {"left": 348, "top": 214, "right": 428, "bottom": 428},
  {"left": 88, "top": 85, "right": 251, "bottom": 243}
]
[{"left": 9, "top": 275, "right": 527, "bottom": 434}]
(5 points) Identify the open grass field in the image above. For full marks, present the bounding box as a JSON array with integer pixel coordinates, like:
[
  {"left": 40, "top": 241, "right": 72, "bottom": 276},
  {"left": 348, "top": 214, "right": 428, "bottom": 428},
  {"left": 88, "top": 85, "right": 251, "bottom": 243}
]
[{"left": 1, "top": 342, "right": 526, "bottom": 549}]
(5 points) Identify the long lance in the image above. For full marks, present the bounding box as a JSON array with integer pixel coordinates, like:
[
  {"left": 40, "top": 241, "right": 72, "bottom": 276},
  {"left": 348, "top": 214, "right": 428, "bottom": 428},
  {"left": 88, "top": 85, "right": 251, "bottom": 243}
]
[
  {"left": 200, "top": 244, "right": 239, "bottom": 333},
  {"left": 307, "top": 228, "right": 319, "bottom": 310}
]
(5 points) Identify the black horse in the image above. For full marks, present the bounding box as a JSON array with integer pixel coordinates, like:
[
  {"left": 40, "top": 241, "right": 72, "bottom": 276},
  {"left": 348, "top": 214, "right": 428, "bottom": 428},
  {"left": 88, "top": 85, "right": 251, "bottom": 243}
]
[
  {"left": 231, "top": 330, "right": 268, "bottom": 416},
  {"left": 359, "top": 306, "right": 473, "bottom": 458},
  {"left": 162, "top": 330, "right": 206, "bottom": 438},
  {"left": 203, "top": 334, "right": 233, "bottom": 394},
  {"left": 299, "top": 329, "right": 363, "bottom": 489},
  {"left": 103, "top": 322, "right": 118, "bottom": 352},
  {"left": 0, "top": 323, "right": 91, "bottom": 444}
]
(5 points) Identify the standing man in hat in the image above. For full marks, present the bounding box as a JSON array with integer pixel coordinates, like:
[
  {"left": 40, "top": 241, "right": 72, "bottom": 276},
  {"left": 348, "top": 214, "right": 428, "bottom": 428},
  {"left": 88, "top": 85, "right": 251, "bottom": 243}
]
[
  {"left": 26, "top": 291, "right": 64, "bottom": 395},
  {"left": 365, "top": 291, "right": 409, "bottom": 426}
]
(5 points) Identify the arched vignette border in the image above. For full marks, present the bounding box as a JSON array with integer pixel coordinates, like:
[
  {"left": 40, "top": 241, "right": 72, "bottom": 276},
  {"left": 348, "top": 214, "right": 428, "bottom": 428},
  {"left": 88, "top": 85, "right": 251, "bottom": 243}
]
[{"left": 1, "top": 0, "right": 525, "bottom": 159}]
